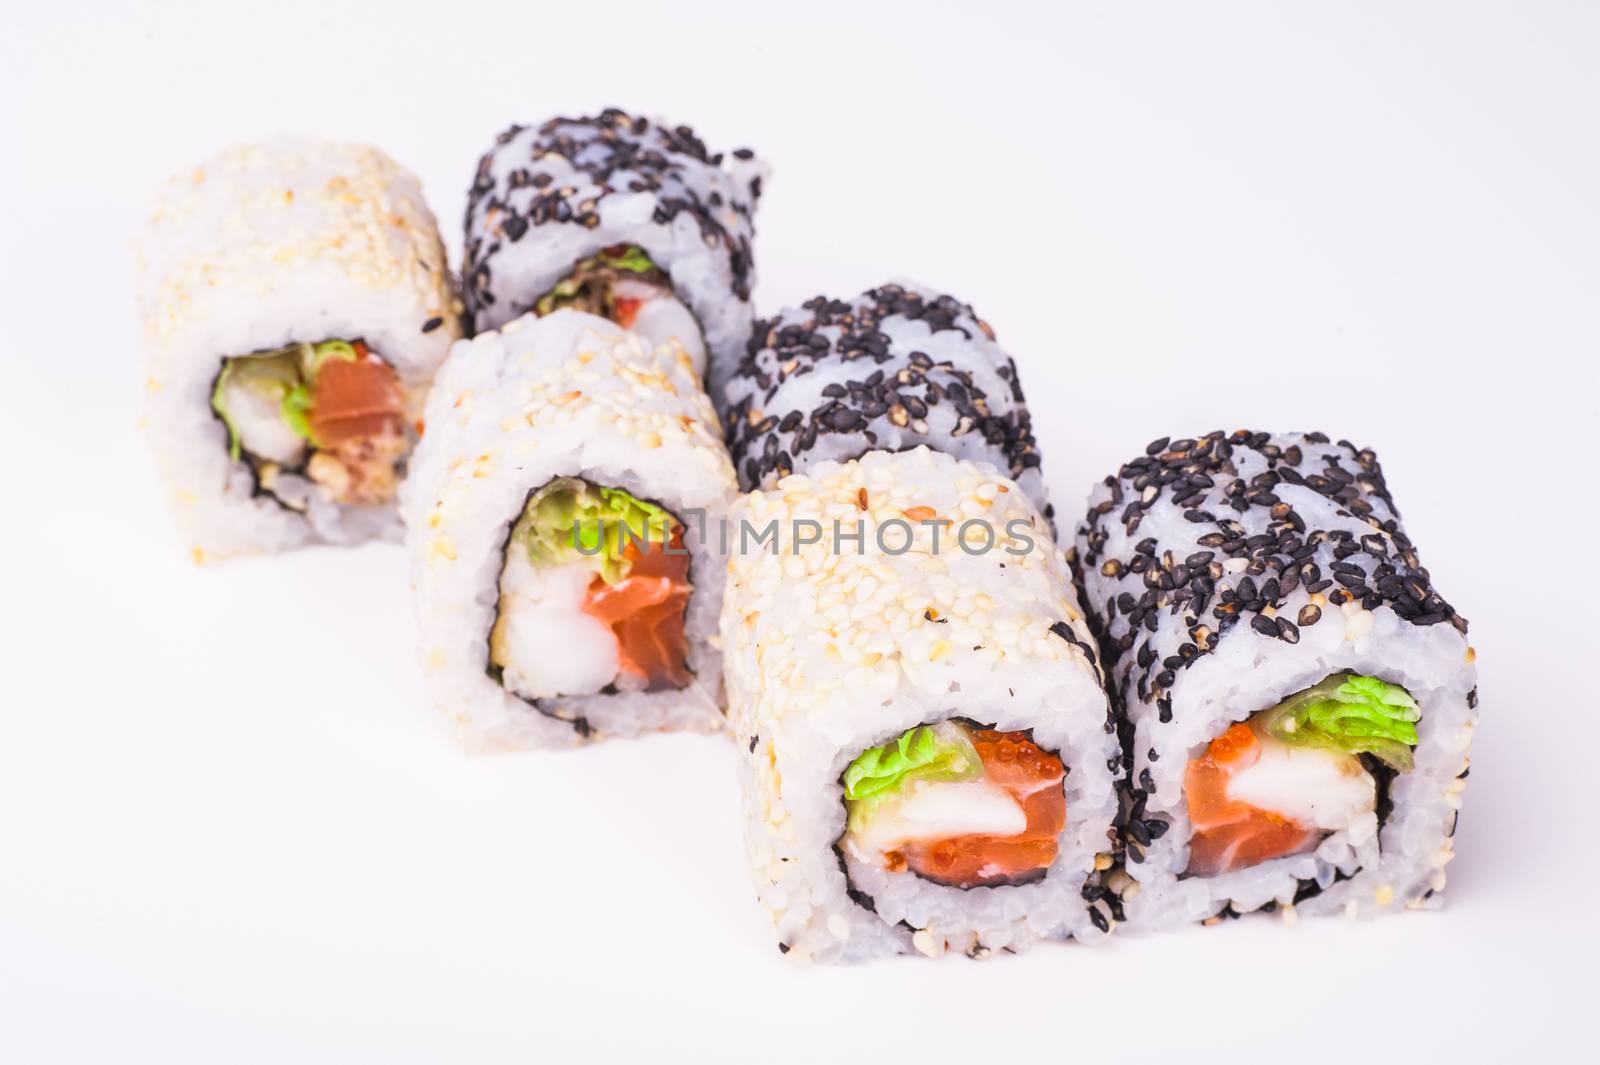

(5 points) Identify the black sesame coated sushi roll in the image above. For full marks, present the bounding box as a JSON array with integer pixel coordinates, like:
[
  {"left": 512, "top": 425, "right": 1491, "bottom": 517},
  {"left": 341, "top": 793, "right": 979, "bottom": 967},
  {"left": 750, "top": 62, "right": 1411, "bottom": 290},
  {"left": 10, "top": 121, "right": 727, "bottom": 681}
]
[
  {"left": 1073, "top": 431, "right": 1478, "bottom": 928},
  {"left": 721, "top": 282, "right": 1050, "bottom": 521},
  {"left": 463, "top": 108, "right": 766, "bottom": 392}
]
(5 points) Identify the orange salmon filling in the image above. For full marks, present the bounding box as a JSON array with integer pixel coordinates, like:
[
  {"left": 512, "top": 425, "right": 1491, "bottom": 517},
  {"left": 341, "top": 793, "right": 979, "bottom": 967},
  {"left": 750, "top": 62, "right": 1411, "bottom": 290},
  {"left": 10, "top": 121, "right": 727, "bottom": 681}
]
[
  {"left": 581, "top": 530, "right": 693, "bottom": 692},
  {"left": 303, "top": 341, "right": 408, "bottom": 506},
  {"left": 613, "top": 296, "right": 644, "bottom": 328},
  {"left": 895, "top": 729, "right": 1067, "bottom": 888},
  {"left": 1183, "top": 723, "right": 1319, "bottom": 877},
  {"left": 308, "top": 341, "right": 406, "bottom": 446}
]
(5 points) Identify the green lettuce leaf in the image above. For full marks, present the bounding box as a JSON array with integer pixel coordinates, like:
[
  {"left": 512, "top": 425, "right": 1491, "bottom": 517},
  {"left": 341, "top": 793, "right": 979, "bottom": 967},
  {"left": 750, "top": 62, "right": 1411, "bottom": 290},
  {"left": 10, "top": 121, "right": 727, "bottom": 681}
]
[
  {"left": 1257, "top": 673, "right": 1421, "bottom": 771},
  {"left": 534, "top": 246, "right": 660, "bottom": 316},
  {"left": 280, "top": 383, "right": 315, "bottom": 444},
  {"left": 305, "top": 338, "right": 358, "bottom": 373},
  {"left": 843, "top": 723, "right": 983, "bottom": 831},
  {"left": 600, "top": 245, "right": 657, "bottom": 274},
  {"left": 514, "top": 479, "right": 677, "bottom": 584}
]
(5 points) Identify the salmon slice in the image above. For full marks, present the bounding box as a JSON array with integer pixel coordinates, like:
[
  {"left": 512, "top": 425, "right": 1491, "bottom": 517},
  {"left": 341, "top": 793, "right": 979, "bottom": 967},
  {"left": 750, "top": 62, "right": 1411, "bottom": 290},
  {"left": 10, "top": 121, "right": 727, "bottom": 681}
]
[
  {"left": 899, "top": 728, "right": 1067, "bottom": 888},
  {"left": 613, "top": 296, "right": 643, "bottom": 328},
  {"left": 309, "top": 341, "right": 406, "bottom": 447},
  {"left": 581, "top": 530, "right": 692, "bottom": 692},
  {"left": 1183, "top": 722, "right": 1318, "bottom": 876}
]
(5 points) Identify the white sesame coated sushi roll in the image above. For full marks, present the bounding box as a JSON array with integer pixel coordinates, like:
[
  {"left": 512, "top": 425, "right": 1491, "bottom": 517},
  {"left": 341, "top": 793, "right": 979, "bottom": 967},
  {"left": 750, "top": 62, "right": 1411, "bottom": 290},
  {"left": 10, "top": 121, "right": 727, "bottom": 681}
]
[
  {"left": 138, "top": 138, "right": 463, "bottom": 559},
  {"left": 403, "top": 311, "right": 737, "bottom": 750},
  {"left": 1073, "top": 430, "right": 1477, "bottom": 929},
  {"left": 463, "top": 108, "right": 766, "bottom": 392},
  {"left": 721, "top": 283, "right": 1051, "bottom": 522},
  {"left": 723, "top": 447, "right": 1120, "bottom": 962}
]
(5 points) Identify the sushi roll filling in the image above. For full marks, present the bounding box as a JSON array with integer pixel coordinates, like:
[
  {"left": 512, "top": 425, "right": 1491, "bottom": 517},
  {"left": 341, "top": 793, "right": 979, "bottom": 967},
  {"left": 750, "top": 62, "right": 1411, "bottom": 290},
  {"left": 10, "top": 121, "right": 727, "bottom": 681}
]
[
  {"left": 841, "top": 721, "right": 1068, "bottom": 890},
  {"left": 1183, "top": 674, "right": 1420, "bottom": 877},
  {"left": 489, "top": 478, "right": 694, "bottom": 701},
  {"left": 532, "top": 245, "right": 707, "bottom": 371},
  {"left": 210, "top": 339, "right": 407, "bottom": 509}
]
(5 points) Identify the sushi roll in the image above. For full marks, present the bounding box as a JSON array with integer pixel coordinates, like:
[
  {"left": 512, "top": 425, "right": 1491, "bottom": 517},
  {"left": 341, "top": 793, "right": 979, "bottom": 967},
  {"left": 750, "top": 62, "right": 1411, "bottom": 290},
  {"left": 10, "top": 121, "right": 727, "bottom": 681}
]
[
  {"left": 723, "top": 447, "right": 1120, "bottom": 962},
  {"left": 138, "top": 138, "right": 462, "bottom": 559},
  {"left": 402, "top": 310, "right": 737, "bottom": 750},
  {"left": 462, "top": 107, "right": 766, "bottom": 392},
  {"left": 1072, "top": 430, "right": 1477, "bottom": 927},
  {"left": 721, "top": 283, "right": 1051, "bottom": 522}
]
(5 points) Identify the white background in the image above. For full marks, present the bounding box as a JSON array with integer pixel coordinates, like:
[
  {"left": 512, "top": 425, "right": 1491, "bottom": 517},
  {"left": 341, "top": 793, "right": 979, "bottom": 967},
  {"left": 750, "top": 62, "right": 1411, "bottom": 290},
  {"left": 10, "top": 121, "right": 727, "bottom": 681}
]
[{"left": 3, "top": 2, "right": 1596, "bottom": 1061}]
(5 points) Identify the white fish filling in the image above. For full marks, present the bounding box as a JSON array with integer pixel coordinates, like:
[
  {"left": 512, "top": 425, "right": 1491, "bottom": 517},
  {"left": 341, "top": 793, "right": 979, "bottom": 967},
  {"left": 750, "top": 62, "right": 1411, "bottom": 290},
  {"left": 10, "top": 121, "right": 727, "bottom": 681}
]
[
  {"left": 845, "top": 778, "right": 1026, "bottom": 860},
  {"left": 1227, "top": 734, "right": 1377, "bottom": 834},
  {"left": 491, "top": 553, "right": 619, "bottom": 700},
  {"left": 221, "top": 372, "right": 306, "bottom": 466},
  {"left": 615, "top": 279, "right": 707, "bottom": 373}
]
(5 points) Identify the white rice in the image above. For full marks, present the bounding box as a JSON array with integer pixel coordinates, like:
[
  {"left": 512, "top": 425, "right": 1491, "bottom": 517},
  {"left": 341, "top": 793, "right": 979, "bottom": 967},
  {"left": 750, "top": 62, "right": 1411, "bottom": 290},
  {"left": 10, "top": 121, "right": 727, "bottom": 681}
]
[
  {"left": 722, "top": 447, "right": 1121, "bottom": 962},
  {"left": 137, "top": 137, "right": 461, "bottom": 559},
  {"left": 401, "top": 310, "right": 738, "bottom": 751},
  {"left": 1073, "top": 430, "right": 1478, "bottom": 929}
]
